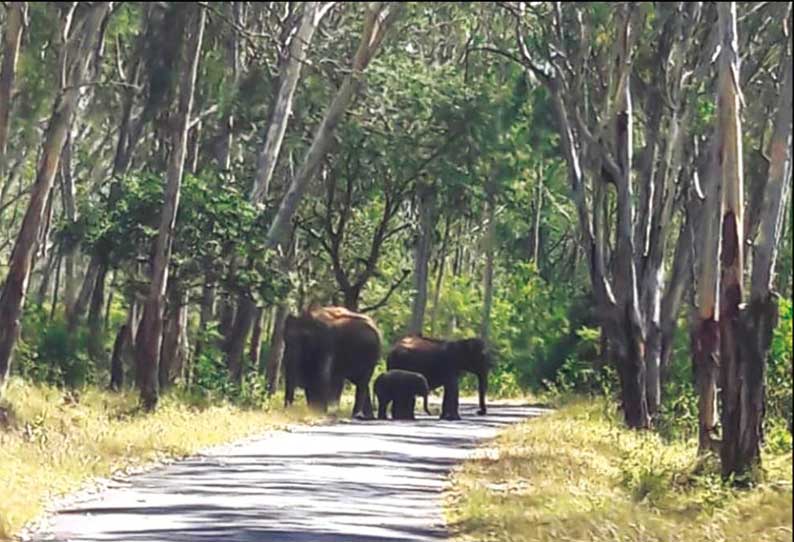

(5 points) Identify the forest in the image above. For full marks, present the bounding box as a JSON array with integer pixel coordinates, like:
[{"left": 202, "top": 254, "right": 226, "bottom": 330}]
[{"left": 0, "top": 2, "right": 792, "bottom": 541}]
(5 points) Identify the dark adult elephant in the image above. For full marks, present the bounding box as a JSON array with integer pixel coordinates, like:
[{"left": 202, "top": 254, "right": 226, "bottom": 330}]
[
  {"left": 374, "top": 370, "right": 432, "bottom": 420},
  {"left": 283, "top": 305, "right": 380, "bottom": 419},
  {"left": 386, "top": 335, "right": 490, "bottom": 421}
]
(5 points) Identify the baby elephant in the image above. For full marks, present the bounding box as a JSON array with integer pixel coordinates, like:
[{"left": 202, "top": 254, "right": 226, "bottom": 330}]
[{"left": 374, "top": 370, "right": 432, "bottom": 420}]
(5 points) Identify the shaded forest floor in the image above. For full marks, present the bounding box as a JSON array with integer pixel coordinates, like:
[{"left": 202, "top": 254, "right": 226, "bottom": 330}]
[
  {"left": 0, "top": 379, "right": 326, "bottom": 540},
  {"left": 446, "top": 399, "right": 793, "bottom": 542}
]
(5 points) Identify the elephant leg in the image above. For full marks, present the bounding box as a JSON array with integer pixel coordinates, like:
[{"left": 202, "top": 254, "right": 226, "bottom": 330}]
[
  {"left": 441, "top": 378, "right": 461, "bottom": 421},
  {"left": 330, "top": 377, "right": 345, "bottom": 407},
  {"left": 395, "top": 398, "right": 413, "bottom": 420},
  {"left": 352, "top": 382, "right": 374, "bottom": 420},
  {"left": 284, "top": 373, "right": 295, "bottom": 408},
  {"left": 392, "top": 398, "right": 404, "bottom": 420},
  {"left": 377, "top": 396, "right": 389, "bottom": 420},
  {"left": 305, "top": 386, "right": 328, "bottom": 413},
  {"left": 408, "top": 396, "right": 416, "bottom": 420},
  {"left": 361, "top": 385, "right": 374, "bottom": 420},
  {"left": 352, "top": 385, "right": 362, "bottom": 416}
]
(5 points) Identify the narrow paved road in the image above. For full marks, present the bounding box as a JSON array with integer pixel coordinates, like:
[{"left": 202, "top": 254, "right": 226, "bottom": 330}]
[{"left": 33, "top": 403, "right": 544, "bottom": 542}]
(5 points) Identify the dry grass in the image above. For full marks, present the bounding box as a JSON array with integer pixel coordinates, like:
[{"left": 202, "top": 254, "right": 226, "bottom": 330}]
[
  {"left": 0, "top": 378, "right": 328, "bottom": 541},
  {"left": 447, "top": 399, "right": 793, "bottom": 542}
]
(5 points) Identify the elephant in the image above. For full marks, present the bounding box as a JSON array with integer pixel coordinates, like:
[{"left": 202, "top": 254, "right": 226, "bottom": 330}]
[
  {"left": 283, "top": 305, "right": 380, "bottom": 419},
  {"left": 386, "top": 335, "right": 491, "bottom": 421},
  {"left": 374, "top": 370, "right": 432, "bottom": 420}
]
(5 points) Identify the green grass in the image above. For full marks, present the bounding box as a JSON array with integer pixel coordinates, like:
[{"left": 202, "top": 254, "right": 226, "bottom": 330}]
[
  {"left": 446, "top": 399, "right": 793, "bottom": 542},
  {"left": 0, "top": 378, "right": 329, "bottom": 541}
]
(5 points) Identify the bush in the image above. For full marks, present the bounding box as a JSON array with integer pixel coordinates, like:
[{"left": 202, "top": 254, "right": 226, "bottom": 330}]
[
  {"left": 16, "top": 307, "right": 94, "bottom": 388},
  {"left": 768, "top": 298, "right": 792, "bottom": 428},
  {"left": 191, "top": 324, "right": 237, "bottom": 399}
]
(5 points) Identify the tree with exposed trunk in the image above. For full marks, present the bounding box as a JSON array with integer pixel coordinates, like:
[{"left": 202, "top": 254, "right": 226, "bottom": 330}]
[
  {"left": 0, "top": 2, "right": 112, "bottom": 392},
  {"left": 135, "top": 4, "right": 206, "bottom": 410},
  {"left": 719, "top": 4, "right": 792, "bottom": 480},
  {"left": 0, "top": 2, "right": 27, "bottom": 193},
  {"left": 224, "top": 2, "right": 403, "bottom": 375},
  {"left": 480, "top": 186, "right": 496, "bottom": 342},
  {"left": 497, "top": 2, "right": 718, "bottom": 428},
  {"left": 408, "top": 181, "right": 435, "bottom": 335}
]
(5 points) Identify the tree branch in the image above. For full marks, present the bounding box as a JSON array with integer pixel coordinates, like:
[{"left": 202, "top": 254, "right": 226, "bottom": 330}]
[{"left": 360, "top": 269, "right": 411, "bottom": 313}]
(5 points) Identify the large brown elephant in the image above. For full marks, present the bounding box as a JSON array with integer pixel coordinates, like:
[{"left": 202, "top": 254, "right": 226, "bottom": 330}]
[
  {"left": 386, "top": 335, "right": 491, "bottom": 420},
  {"left": 283, "top": 305, "right": 380, "bottom": 419}
]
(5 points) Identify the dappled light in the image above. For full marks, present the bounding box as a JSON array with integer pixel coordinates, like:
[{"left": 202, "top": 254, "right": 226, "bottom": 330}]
[{"left": 0, "top": 2, "right": 791, "bottom": 541}]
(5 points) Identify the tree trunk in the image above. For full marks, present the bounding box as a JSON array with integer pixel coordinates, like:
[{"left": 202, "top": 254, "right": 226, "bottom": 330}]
[
  {"left": 610, "top": 6, "right": 648, "bottom": 429},
  {"left": 48, "top": 252, "right": 63, "bottom": 322},
  {"left": 692, "top": 129, "right": 724, "bottom": 452},
  {"left": 409, "top": 183, "right": 434, "bottom": 335},
  {"left": 715, "top": 2, "right": 752, "bottom": 480},
  {"left": 0, "top": 2, "right": 26, "bottom": 171},
  {"left": 727, "top": 28, "right": 792, "bottom": 479},
  {"left": 250, "top": 1, "right": 332, "bottom": 203},
  {"left": 224, "top": 3, "right": 403, "bottom": 363},
  {"left": 135, "top": 5, "right": 205, "bottom": 410},
  {"left": 532, "top": 165, "right": 544, "bottom": 266},
  {"left": 248, "top": 308, "right": 265, "bottom": 377},
  {"left": 110, "top": 299, "right": 140, "bottom": 391},
  {"left": 224, "top": 294, "right": 255, "bottom": 385},
  {"left": 83, "top": 6, "right": 155, "bottom": 337},
  {"left": 264, "top": 4, "right": 403, "bottom": 250},
  {"left": 159, "top": 285, "right": 189, "bottom": 391},
  {"left": 342, "top": 287, "right": 361, "bottom": 312},
  {"left": 109, "top": 325, "right": 127, "bottom": 391},
  {"left": 60, "top": 135, "right": 79, "bottom": 310},
  {"left": 87, "top": 264, "right": 108, "bottom": 359},
  {"left": 0, "top": 3, "right": 111, "bottom": 392},
  {"left": 429, "top": 216, "right": 450, "bottom": 335},
  {"left": 480, "top": 190, "right": 496, "bottom": 341},
  {"left": 35, "top": 242, "right": 58, "bottom": 308},
  {"left": 68, "top": 260, "right": 100, "bottom": 330},
  {"left": 265, "top": 303, "right": 289, "bottom": 395}
]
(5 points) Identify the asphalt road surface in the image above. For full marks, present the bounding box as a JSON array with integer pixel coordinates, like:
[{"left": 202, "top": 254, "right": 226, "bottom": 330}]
[{"left": 32, "top": 403, "right": 545, "bottom": 542}]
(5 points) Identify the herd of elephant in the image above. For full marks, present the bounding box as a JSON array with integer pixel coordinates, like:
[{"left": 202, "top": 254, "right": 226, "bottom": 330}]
[{"left": 283, "top": 305, "right": 492, "bottom": 421}]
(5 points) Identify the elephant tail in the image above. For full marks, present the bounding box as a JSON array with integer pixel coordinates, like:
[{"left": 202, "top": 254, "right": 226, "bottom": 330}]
[{"left": 423, "top": 393, "right": 431, "bottom": 416}]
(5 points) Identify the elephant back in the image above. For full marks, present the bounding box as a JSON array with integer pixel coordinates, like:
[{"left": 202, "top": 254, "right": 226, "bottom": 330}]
[{"left": 308, "top": 305, "right": 382, "bottom": 351}]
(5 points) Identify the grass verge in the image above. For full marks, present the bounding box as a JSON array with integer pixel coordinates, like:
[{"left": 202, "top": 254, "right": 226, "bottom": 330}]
[
  {"left": 0, "top": 378, "right": 327, "bottom": 541},
  {"left": 446, "top": 399, "right": 793, "bottom": 542}
]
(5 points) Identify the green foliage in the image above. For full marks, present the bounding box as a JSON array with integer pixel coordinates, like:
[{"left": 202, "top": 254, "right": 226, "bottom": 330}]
[
  {"left": 191, "top": 324, "right": 235, "bottom": 399},
  {"left": 16, "top": 307, "right": 93, "bottom": 388},
  {"left": 73, "top": 171, "right": 292, "bottom": 307},
  {"left": 768, "top": 297, "right": 793, "bottom": 428}
]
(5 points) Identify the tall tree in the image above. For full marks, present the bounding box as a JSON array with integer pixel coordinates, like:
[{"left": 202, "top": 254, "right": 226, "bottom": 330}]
[
  {"left": 224, "top": 2, "right": 334, "bottom": 378},
  {"left": 480, "top": 184, "right": 496, "bottom": 341},
  {"left": 224, "top": 2, "right": 403, "bottom": 375},
  {"left": 0, "top": 2, "right": 112, "bottom": 392},
  {"left": 135, "top": 4, "right": 206, "bottom": 410},
  {"left": 408, "top": 181, "right": 435, "bottom": 335},
  {"left": 0, "top": 2, "right": 27, "bottom": 183},
  {"left": 714, "top": 1, "right": 748, "bottom": 479},
  {"left": 721, "top": 9, "right": 793, "bottom": 479},
  {"left": 250, "top": 1, "right": 335, "bottom": 203}
]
